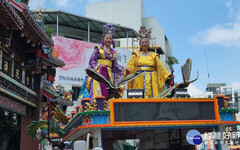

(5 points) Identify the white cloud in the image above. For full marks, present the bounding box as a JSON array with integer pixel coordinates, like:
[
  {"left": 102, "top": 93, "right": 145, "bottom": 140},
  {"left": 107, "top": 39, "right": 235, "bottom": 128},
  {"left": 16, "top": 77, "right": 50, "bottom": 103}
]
[
  {"left": 191, "top": 23, "right": 240, "bottom": 47},
  {"left": 225, "top": 1, "right": 233, "bottom": 18},
  {"left": 191, "top": 1, "right": 240, "bottom": 48},
  {"left": 29, "top": 0, "right": 46, "bottom": 10},
  {"left": 187, "top": 84, "right": 204, "bottom": 97},
  {"left": 231, "top": 81, "right": 240, "bottom": 91}
]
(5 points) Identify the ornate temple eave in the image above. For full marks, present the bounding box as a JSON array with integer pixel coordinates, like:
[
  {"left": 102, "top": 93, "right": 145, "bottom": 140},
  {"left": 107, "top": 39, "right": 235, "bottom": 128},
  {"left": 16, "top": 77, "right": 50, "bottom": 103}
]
[
  {"left": 58, "top": 98, "right": 73, "bottom": 106},
  {"left": 41, "top": 54, "right": 65, "bottom": 67},
  {"left": 42, "top": 94, "right": 73, "bottom": 106},
  {"left": 48, "top": 55, "right": 65, "bottom": 67},
  {"left": 0, "top": 71, "right": 37, "bottom": 107},
  {"left": 9, "top": 0, "right": 53, "bottom": 47},
  {"left": 19, "top": 9, "right": 54, "bottom": 47},
  {"left": 0, "top": 0, "right": 24, "bottom": 30}
]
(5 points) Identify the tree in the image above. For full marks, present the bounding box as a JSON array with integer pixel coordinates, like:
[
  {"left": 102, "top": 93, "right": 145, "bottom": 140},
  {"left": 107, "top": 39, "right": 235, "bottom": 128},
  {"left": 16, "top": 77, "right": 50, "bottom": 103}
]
[{"left": 167, "top": 56, "right": 179, "bottom": 65}]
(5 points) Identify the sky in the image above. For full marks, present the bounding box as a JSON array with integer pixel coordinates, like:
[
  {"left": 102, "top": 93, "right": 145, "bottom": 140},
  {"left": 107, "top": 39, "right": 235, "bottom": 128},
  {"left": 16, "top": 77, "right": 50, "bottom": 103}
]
[{"left": 29, "top": 0, "right": 240, "bottom": 96}]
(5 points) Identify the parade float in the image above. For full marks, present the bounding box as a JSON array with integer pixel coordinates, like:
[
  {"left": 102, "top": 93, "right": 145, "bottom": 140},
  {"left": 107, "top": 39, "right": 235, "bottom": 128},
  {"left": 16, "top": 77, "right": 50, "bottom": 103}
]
[
  {"left": 27, "top": 59, "right": 239, "bottom": 150},
  {"left": 27, "top": 26, "right": 240, "bottom": 150}
]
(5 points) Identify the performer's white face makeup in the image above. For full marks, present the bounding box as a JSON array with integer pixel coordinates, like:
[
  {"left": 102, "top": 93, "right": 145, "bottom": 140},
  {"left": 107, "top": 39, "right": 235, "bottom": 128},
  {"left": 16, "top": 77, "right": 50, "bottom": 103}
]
[
  {"left": 104, "top": 34, "right": 113, "bottom": 47},
  {"left": 140, "top": 38, "right": 149, "bottom": 51}
]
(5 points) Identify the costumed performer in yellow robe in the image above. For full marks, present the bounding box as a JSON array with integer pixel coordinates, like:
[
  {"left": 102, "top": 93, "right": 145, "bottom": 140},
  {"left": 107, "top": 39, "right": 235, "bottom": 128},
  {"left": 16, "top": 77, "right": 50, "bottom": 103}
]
[{"left": 125, "top": 38, "right": 171, "bottom": 98}]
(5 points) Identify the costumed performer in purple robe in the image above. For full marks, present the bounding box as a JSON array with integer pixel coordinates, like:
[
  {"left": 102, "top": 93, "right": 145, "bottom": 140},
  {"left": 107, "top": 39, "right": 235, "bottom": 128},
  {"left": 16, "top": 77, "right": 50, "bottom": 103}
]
[{"left": 86, "top": 24, "right": 125, "bottom": 100}]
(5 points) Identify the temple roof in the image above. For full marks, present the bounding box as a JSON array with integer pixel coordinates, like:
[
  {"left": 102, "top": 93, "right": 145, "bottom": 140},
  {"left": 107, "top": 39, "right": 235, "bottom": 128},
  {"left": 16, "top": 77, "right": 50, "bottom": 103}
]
[
  {"left": 41, "top": 54, "right": 65, "bottom": 67},
  {"left": 0, "top": 0, "right": 24, "bottom": 30},
  {"left": 19, "top": 9, "right": 54, "bottom": 47},
  {"left": 9, "top": 0, "right": 54, "bottom": 47}
]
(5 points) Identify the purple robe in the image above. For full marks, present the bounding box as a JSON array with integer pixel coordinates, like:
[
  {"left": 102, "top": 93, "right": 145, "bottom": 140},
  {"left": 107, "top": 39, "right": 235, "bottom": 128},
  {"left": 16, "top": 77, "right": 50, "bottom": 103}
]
[{"left": 87, "top": 46, "right": 125, "bottom": 100}]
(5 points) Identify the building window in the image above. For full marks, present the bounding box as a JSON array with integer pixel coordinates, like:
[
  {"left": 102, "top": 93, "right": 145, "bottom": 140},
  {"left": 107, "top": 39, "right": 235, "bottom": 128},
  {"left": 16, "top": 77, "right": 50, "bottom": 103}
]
[{"left": 72, "top": 86, "right": 81, "bottom": 101}]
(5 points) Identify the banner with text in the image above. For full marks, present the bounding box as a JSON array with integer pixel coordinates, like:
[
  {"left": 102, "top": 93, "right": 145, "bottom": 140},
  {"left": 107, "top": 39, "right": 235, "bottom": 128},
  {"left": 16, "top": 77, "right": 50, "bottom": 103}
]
[{"left": 53, "top": 36, "right": 132, "bottom": 86}]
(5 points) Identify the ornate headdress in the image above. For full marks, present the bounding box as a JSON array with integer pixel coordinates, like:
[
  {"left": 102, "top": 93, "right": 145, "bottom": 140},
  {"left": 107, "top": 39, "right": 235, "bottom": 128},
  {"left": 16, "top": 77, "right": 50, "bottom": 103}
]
[
  {"left": 101, "top": 24, "right": 115, "bottom": 48},
  {"left": 102, "top": 24, "right": 115, "bottom": 36},
  {"left": 135, "top": 26, "right": 152, "bottom": 40}
]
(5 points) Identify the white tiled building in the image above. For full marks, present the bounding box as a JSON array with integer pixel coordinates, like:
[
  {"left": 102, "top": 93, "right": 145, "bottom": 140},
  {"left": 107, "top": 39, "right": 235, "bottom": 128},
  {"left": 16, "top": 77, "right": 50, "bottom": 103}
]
[{"left": 86, "top": 0, "right": 173, "bottom": 71}]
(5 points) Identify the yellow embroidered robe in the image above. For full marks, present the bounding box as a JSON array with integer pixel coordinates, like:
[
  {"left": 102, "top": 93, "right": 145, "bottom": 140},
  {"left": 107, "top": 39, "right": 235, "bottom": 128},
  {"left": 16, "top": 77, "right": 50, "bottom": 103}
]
[{"left": 126, "top": 51, "right": 171, "bottom": 98}]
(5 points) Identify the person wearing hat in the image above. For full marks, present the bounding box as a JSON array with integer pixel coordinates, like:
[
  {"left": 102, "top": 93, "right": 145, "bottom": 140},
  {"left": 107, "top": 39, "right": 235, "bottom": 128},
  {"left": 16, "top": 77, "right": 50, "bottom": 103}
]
[
  {"left": 125, "top": 33, "right": 171, "bottom": 98},
  {"left": 86, "top": 24, "right": 125, "bottom": 100}
]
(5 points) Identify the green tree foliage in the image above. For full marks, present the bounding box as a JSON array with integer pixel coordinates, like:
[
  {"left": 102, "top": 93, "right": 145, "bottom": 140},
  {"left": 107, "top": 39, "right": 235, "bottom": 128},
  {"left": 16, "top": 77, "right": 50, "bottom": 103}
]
[
  {"left": 45, "top": 26, "right": 54, "bottom": 38},
  {"left": 167, "top": 56, "right": 179, "bottom": 65}
]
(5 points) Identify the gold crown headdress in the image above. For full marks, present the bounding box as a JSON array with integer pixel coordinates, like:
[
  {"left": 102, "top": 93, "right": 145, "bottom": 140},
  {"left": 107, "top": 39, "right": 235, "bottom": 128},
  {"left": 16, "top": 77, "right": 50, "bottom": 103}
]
[{"left": 135, "top": 26, "right": 152, "bottom": 40}]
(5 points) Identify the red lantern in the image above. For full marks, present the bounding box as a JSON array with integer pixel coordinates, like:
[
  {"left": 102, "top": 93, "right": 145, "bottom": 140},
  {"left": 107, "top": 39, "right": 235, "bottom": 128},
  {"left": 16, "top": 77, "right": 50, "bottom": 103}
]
[
  {"left": 35, "top": 49, "right": 41, "bottom": 57},
  {"left": 51, "top": 76, "right": 55, "bottom": 83},
  {"left": 35, "top": 45, "right": 41, "bottom": 57},
  {"left": 47, "top": 74, "right": 52, "bottom": 81}
]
